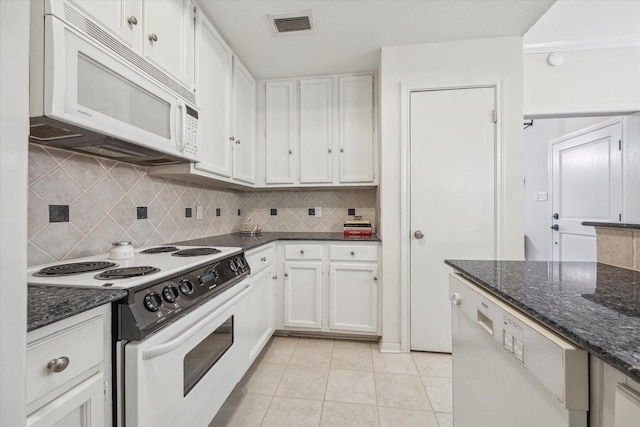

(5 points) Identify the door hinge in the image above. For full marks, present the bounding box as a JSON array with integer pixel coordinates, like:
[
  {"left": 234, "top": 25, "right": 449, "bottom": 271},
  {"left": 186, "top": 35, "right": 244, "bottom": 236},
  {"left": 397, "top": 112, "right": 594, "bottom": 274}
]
[
  {"left": 619, "top": 140, "right": 622, "bottom": 151},
  {"left": 492, "top": 110, "right": 497, "bottom": 123},
  {"left": 104, "top": 381, "right": 109, "bottom": 401},
  {"left": 619, "top": 213, "right": 622, "bottom": 222}
]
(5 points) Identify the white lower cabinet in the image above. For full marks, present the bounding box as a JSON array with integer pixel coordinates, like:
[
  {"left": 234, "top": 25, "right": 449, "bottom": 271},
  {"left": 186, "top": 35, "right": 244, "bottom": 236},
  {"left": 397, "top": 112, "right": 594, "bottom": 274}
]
[
  {"left": 26, "top": 305, "right": 111, "bottom": 427},
  {"left": 590, "top": 356, "right": 640, "bottom": 427},
  {"left": 281, "top": 242, "right": 379, "bottom": 335}
]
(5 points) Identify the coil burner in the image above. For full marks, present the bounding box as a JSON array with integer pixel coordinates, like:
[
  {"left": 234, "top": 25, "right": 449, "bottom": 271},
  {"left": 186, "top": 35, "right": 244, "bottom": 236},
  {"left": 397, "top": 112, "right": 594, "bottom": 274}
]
[
  {"left": 94, "top": 266, "right": 160, "bottom": 280},
  {"left": 172, "top": 248, "right": 222, "bottom": 257},
  {"left": 34, "top": 261, "right": 118, "bottom": 277}
]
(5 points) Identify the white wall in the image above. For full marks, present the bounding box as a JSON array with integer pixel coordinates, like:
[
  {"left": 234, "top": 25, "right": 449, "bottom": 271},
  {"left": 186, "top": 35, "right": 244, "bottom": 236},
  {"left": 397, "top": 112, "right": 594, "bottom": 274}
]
[
  {"left": 524, "top": 47, "right": 640, "bottom": 116},
  {"left": 0, "top": 0, "right": 29, "bottom": 424},
  {"left": 524, "top": 116, "right": 611, "bottom": 261},
  {"left": 379, "top": 37, "right": 524, "bottom": 347}
]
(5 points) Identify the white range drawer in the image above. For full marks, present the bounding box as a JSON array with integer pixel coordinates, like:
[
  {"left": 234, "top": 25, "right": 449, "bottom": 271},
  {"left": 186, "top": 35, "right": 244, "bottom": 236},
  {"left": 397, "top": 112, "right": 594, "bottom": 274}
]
[
  {"left": 284, "top": 244, "right": 323, "bottom": 260},
  {"left": 27, "top": 311, "right": 105, "bottom": 405},
  {"left": 246, "top": 242, "right": 277, "bottom": 274},
  {"left": 329, "top": 244, "right": 378, "bottom": 262}
]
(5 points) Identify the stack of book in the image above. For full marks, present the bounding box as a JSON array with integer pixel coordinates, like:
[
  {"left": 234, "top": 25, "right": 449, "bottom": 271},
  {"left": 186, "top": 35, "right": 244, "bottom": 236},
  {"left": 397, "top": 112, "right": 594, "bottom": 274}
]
[{"left": 343, "top": 218, "right": 372, "bottom": 236}]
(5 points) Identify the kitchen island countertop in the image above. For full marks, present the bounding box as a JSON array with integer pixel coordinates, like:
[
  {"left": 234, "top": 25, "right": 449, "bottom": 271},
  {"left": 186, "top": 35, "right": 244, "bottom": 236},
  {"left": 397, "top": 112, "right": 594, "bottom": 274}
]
[
  {"left": 173, "top": 231, "right": 381, "bottom": 251},
  {"left": 28, "top": 285, "right": 127, "bottom": 332},
  {"left": 445, "top": 260, "right": 640, "bottom": 382}
]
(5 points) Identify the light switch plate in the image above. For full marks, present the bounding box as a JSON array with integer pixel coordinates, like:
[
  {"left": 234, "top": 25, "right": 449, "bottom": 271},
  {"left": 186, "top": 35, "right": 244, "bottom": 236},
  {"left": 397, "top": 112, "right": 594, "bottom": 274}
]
[
  {"left": 196, "top": 205, "right": 203, "bottom": 220},
  {"left": 315, "top": 207, "right": 322, "bottom": 217}
]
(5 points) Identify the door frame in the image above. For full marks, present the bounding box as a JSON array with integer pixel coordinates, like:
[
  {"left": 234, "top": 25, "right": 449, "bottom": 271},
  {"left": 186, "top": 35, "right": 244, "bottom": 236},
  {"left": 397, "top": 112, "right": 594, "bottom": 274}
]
[{"left": 399, "top": 80, "right": 505, "bottom": 353}]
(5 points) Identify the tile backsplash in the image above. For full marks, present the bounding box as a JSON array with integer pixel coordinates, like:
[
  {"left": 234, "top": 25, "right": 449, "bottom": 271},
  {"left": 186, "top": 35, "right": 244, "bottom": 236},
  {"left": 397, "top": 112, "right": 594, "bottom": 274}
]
[{"left": 28, "top": 145, "right": 376, "bottom": 265}]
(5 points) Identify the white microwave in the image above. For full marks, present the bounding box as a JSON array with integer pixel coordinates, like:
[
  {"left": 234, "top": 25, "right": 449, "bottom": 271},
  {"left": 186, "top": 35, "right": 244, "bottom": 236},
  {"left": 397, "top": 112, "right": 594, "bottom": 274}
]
[{"left": 29, "top": 2, "right": 201, "bottom": 166}]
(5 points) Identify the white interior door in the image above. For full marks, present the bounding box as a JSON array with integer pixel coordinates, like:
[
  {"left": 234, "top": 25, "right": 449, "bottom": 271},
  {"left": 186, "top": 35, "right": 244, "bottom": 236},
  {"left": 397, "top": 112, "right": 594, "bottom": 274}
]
[
  {"left": 550, "top": 122, "right": 622, "bottom": 262},
  {"left": 410, "top": 87, "right": 497, "bottom": 353}
]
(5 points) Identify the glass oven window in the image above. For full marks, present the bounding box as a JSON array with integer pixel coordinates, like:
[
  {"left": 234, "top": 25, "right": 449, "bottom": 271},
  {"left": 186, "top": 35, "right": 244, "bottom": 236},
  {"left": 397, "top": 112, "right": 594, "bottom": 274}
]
[{"left": 183, "top": 316, "right": 234, "bottom": 396}]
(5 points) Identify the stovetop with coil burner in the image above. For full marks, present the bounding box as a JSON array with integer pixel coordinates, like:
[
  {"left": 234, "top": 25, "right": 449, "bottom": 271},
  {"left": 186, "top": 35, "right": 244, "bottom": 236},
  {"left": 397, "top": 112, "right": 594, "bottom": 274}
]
[{"left": 28, "top": 245, "right": 251, "bottom": 340}]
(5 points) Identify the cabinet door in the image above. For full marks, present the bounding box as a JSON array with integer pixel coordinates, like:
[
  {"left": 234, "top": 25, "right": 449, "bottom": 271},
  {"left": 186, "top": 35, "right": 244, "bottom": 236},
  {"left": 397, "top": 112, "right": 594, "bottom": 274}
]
[
  {"left": 299, "top": 78, "right": 333, "bottom": 183},
  {"left": 284, "top": 261, "right": 323, "bottom": 329},
  {"left": 247, "top": 265, "right": 275, "bottom": 362},
  {"left": 265, "top": 81, "right": 296, "bottom": 184},
  {"left": 67, "top": 0, "right": 140, "bottom": 49},
  {"left": 232, "top": 58, "right": 256, "bottom": 184},
  {"left": 193, "top": 16, "right": 232, "bottom": 177},
  {"left": 338, "top": 75, "right": 375, "bottom": 183},
  {"left": 143, "top": 0, "right": 195, "bottom": 88},
  {"left": 27, "top": 373, "right": 104, "bottom": 427},
  {"left": 329, "top": 263, "right": 378, "bottom": 333}
]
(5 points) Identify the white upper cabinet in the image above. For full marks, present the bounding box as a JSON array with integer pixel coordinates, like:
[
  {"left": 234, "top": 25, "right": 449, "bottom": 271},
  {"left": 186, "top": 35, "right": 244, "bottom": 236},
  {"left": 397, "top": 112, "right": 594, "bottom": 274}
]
[
  {"left": 338, "top": 75, "right": 375, "bottom": 183},
  {"left": 142, "top": 0, "right": 195, "bottom": 90},
  {"left": 260, "top": 74, "right": 377, "bottom": 188},
  {"left": 265, "top": 81, "right": 296, "bottom": 184},
  {"left": 232, "top": 58, "right": 256, "bottom": 184},
  {"left": 194, "top": 15, "right": 232, "bottom": 178},
  {"left": 65, "top": 0, "right": 196, "bottom": 92},
  {"left": 299, "top": 78, "right": 334, "bottom": 184}
]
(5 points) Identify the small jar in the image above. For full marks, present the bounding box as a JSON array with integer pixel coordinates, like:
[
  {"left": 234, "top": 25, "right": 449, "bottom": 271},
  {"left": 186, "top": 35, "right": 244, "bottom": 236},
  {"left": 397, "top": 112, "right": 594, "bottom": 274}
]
[{"left": 109, "top": 241, "right": 135, "bottom": 260}]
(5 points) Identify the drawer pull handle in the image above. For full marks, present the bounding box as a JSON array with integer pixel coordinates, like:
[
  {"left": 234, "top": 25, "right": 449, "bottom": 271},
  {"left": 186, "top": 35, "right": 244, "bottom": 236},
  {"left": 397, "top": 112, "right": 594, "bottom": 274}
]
[
  {"left": 300, "top": 250, "right": 305, "bottom": 255},
  {"left": 47, "top": 356, "right": 69, "bottom": 373},
  {"left": 261, "top": 256, "right": 267, "bottom": 262},
  {"left": 350, "top": 251, "right": 355, "bottom": 255}
]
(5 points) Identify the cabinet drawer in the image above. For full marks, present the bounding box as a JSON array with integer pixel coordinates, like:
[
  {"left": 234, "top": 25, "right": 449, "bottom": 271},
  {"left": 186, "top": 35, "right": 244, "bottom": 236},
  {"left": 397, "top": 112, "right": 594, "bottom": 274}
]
[
  {"left": 27, "top": 314, "right": 104, "bottom": 405},
  {"left": 284, "top": 244, "right": 323, "bottom": 260},
  {"left": 329, "top": 245, "right": 378, "bottom": 262},
  {"left": 246, "top": 243, "right": 276, "bottom": 274}
]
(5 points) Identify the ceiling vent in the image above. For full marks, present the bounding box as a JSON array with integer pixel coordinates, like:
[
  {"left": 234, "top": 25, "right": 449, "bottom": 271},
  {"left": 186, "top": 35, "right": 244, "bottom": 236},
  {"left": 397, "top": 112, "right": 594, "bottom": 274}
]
[{"left": 268, "top": 10, "right": 316, "bottom": 35}]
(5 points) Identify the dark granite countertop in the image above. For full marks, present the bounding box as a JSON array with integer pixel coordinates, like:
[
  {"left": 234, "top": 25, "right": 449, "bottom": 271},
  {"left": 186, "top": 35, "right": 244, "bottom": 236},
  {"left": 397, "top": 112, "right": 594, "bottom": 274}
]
[
  {"left": 28, "top": 285, "right": 127, "bottom": 332},
  {"left": 582, "top": 221, "right": 640, "bottom": 230},
  {"left": 173, "top": 231, "right": 381, "bottom": 251},
  {"left": 445, "top": 260, "right": 640, "bottom": 382}
]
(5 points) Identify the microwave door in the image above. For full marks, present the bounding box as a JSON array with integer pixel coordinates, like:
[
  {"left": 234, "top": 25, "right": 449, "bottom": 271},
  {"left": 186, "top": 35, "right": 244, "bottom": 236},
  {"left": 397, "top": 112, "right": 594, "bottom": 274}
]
[{"left": 43, "top": 16, "right": 189, "bottom": 160}]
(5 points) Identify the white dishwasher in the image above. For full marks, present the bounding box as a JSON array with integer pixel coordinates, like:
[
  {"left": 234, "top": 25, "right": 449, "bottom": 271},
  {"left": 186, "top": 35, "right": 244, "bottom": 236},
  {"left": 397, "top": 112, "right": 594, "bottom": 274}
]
[{"left": 449, "top": 273, "right": 589, "bottom": 427}]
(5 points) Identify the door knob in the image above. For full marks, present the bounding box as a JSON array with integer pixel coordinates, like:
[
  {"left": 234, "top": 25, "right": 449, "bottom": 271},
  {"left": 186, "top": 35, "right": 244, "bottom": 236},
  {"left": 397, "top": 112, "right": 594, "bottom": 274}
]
[
  {"left": 414, "top": 230, "right": 424, "bottom": 239},
  {"left": 550, "top": 224, "right": 559, "bottom": 231}
]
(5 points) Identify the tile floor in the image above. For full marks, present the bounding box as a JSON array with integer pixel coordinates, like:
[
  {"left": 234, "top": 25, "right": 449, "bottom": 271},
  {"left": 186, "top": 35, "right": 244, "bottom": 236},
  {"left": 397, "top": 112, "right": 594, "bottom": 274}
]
[{"left": 211, "top": 336, "right": 453, "bottom": 427}]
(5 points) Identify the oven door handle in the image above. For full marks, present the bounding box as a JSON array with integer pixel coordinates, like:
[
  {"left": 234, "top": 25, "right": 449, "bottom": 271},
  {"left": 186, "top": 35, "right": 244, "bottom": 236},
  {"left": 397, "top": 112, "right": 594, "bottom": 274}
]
[{"left": 142, "top": 282, "right": 253, "bottom": 360}]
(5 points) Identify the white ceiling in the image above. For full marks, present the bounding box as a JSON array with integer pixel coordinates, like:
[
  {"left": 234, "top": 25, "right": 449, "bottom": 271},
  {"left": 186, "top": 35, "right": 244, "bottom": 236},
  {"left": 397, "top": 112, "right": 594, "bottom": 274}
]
[{"left": 196, "top": 0, "right": 555, "bottom": 80}]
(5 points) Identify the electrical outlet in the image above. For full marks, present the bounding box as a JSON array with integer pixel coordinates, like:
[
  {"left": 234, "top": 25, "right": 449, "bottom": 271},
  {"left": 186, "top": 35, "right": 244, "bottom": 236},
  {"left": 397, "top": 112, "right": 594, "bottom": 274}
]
[
  {"left": 315, "top": 207, "right": 321, "bottom": 218},
  {"left": 308, "top": 208, "right": 315, "bottom": 216},
  {"left": 196, "top": 205, "right": 203, "bottom": 220}
]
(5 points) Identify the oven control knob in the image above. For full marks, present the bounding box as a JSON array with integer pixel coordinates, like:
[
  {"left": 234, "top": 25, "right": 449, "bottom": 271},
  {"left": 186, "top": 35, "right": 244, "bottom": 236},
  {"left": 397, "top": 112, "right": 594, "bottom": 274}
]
[
  {"left": 143, "top": 293, "right": 163, "bottom": 312},
  {"left": 162, "top": 285, "right": 179, "bottom": 303},
  {"left": 228, "top": 260, "right": 238, "bottom": 272},
  {"left": 178, "top": 279, "right": 194, "bottom": 295},
  {"left": 235, "top": 257, "right": 245, "bottom": 269}
]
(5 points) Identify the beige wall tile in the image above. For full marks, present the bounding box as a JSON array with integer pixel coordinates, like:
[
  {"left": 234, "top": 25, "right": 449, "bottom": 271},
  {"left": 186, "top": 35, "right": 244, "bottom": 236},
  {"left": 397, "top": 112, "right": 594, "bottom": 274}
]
[{"left": 596, "top": 228, "right": 634, "bottom": 269}]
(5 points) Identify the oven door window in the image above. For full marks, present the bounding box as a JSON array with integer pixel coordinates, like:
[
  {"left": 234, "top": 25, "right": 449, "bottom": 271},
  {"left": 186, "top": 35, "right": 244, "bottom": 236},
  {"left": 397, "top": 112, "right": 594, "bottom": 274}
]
[{"left": 183, "top": 315, "right": 234, "bottom": 396}]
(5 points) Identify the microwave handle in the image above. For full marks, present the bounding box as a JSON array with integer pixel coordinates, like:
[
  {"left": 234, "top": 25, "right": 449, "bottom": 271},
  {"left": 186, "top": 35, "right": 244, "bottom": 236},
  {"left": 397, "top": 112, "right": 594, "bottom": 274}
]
[
  {"left": 176, "top": 100, "right": 187, "bottom": 153},
  {"left": 142, "top": 282, "right": 253, "bottom": 360}
]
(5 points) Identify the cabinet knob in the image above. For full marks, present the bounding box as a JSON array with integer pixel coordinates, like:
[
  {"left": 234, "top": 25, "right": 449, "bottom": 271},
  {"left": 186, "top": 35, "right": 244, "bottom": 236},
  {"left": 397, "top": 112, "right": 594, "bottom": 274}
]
[
  {"left": 373, "top": 276, "right": 378, "bottom": 281},
  {"left": 340, "top": 148, "right": 344, "bottom": 153},
  {"left": 148, "top": 33, "right": 158, "bottom": 42},
  {"left": 449, "top": 292, "right": 462, "bottom": 305},
  {"left": 236, "top": 140, "right": 241, "bottom": 144},
  {"left": 328, "top": 148, "right": 332, "bottom": 153},
  {"left": 289, "top": 149, "right": 293, "bottom": 154},
  {"left": 300, "top": 249, "right": 305, "bottom": 255},
  {"left": 127, "top": 16, "right": 138, "bottom": 25},
  {"left": 284, "top": 273, "right": 288, "bottom": 277},
  {"left": 229, "top": 136, "right": 235, "bottom": 141},
  {"left": 47, "top": 356, "right": 70, "bottom": 373},
  {"left": 273, "top": 275, "right": 278, "bottom": 280},
  {"left": 350, "top": 251, "right": 355, "bottom": 256},
  {"left": 261, "top": 256, "right": 267, "bottom": 262}
]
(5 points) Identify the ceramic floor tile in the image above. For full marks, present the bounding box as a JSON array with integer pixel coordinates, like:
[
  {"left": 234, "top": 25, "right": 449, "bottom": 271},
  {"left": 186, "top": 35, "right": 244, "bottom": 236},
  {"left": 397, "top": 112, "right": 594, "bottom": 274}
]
[
  {"left": 297, "top": 337, "right": 336, "bottom": 350},
  {"left": 377, "top": 407, "right": 439, "bottom": 427},
  {"left": 258, "top": 336, "right": 298, "bottom": 364},
  {"left": 372, "top": 351, "right": 419, "bottom": 375},
  {"left": 423, "top": 376, "right": 453, "bottom": 413},
  {"left": 238, "top": 362, "right": 286, "bottom": 395},
  {"left": 261, "top": 396, "right": 323, "bottom": 427},
  {"left": 320, "top": 401, "right": 379, "bottom": 427},
  {"left": 435, "top": 411, "right": 453, "bottom": 427},
  {"left": 275, "top": 365, "right": 329, "bottom": 400},
  {"left": 331, "top": 345, "right": 373, "bottom": 371},
  {"left": 375, "top": 372, "right": 431, "bottom": 411},
  {"left": 290, "top": 343, "right": 333, "bottom": 368},
  {"left": 325, "top": 369, "right": 376, "bottom": 405},
  {"left": 209, "top": 392, "right": 271, "bottom": 427},
  {"left": 411, "top": 351, "right": 452, "bottom": 378}
]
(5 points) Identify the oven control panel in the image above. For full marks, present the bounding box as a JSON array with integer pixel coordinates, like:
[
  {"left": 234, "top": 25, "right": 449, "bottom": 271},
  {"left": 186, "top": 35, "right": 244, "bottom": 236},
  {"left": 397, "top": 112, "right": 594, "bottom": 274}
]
[{"left": 118, "top": 253, "right": 249, "bottom": 340}]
